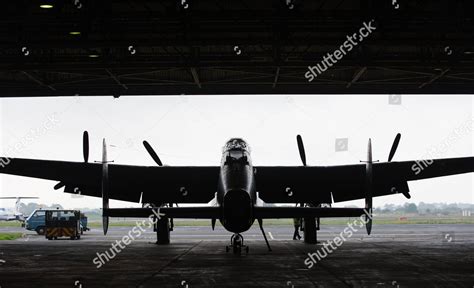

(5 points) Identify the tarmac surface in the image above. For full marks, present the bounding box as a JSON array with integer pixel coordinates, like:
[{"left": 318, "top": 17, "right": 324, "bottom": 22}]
[{"left": 0, "top": 224, "right": 473, "bottom": 287}]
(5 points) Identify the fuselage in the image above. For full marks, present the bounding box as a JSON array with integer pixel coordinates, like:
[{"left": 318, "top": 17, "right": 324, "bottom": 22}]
[
  {"left": 0, "top": 209, "right": 22, "bottom": 221},
  {"left": 217, "top": 138, "right": 256, "bottom": 233}
]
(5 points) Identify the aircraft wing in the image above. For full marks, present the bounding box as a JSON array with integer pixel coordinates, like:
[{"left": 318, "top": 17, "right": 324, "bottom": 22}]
[
  {"left": 256, "top": 156, "right": 474, "bottom": 204},
  {"left": 104, "top": 207, "right": 221, "bottom": 219},
  {"left": 105, "top": 206, "right": 366, "bottom": 221},
  {"left": 1, "top": 156, "right": 472, "bottom": 205},
  {"left": 254, "top": 207, "right": 367, "bottom": 219},
  {"left": 0, "top": 158, "right": 219, "bottom": 204}
]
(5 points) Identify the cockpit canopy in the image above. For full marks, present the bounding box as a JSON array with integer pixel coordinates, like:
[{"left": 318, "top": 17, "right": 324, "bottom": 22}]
[{"left": 223, "top": 138, "right": 250, "bottom": 153}]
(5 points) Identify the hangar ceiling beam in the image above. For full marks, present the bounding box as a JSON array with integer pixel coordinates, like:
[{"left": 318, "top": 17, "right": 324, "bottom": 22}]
[
  {"left": 21, "top": 71, "right": 56, "bottom": 91},
  {"left": 418, "top": 68, "right": 450, "bottom": 89},
  {"left": 190, "top": 68, "right": 202, "bottom": 89},
  {"left": 346, "top": 67, "right": 367, "bottom": 88}
]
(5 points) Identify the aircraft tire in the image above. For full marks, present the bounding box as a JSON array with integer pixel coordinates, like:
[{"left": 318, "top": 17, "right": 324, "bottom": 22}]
[
  {"left": 303, "top": 217, "right": 317, "bottom": 244},
  {"left": 156, "top": 217, "right": 170, "bottom": 245}
]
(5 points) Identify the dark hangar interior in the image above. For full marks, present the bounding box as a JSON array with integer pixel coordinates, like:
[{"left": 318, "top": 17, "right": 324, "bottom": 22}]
[{"left": 0, "top": 0, "right": 473, "bottom": 97}]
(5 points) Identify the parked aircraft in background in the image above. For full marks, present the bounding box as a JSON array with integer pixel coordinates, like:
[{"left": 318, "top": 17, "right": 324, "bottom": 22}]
[{"left": 0, "top": 197, "right": 39, "bottom": 222}]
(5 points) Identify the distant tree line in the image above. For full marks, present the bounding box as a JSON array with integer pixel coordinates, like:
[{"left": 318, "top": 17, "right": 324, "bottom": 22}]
[
  {"left": 373, "top": 202, "right": 473, "bottom": 215},
  {"left": 19, "top": 203, "right": 63, "bottom": 216}
]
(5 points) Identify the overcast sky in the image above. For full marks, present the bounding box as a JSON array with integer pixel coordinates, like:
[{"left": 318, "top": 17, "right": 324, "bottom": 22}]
[{"left": 0, "top": 95, "right": 472, "bottom": 209}]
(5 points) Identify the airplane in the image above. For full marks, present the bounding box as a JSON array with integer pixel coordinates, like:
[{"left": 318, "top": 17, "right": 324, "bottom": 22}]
[
  {"left": 0, "top": 196, "right": 39, "bottom": 222},
  {"left": 0, "top": 131, "right": 472, "bottom": 253}
]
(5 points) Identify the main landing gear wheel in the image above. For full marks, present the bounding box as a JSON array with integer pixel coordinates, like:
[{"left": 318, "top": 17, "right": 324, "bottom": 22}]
[
  {"left": 226, "top": 233, "right": 249, "bottom": 254},
  {"left": 303, "top": 217, "right": 317, "bottom": 244},
  {"left": 156, "top": 217, "right": 170, "bottom": 245}
]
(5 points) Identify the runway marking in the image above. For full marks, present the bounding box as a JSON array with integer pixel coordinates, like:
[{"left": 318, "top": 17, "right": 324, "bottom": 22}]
[{"left": 268, "top": 232, "right": 274, "bottom": 240}]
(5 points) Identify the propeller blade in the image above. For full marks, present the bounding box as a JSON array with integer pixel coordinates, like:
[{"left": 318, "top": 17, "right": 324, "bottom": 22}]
[
  {"left": 296, "top": 135, "right": 307, "bottom": 166},
  {"left": 365, "top": 139, "right": 373, "bottom": 235},
  {"left": 143, "top": 141, "right": 163, "bottom": 166},
  {"left": 53, "top": 182, "right": 65, "bottom": 190},
  {"left": 101, "top": 139, "right": 110, "bottom": 235},
  {"left": 83, "top": 131, "right": 89, "bottom": 163},
  {"left": 211, "top": 218, "right": 216, "bottom": 230},
  {"left": 103, "top": 216, "right": 109, "bottom": 235},
  {"left": 388, "top": 133, "right": 401, "bottom": 162}
]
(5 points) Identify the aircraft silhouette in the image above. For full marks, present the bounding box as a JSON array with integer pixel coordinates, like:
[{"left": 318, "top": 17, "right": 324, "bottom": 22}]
[
  {"left": 0, "top": 132, "right": 472, "bottom": 253},
  {"left": 0, "top": 197, "right": 38, "bottom": 222}
]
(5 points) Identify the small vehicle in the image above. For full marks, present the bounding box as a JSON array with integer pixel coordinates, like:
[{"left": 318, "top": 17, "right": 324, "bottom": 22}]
[
  {"left": 79, "top": 213, "right": 89, "bottom": 234},
  {"left": 25, "top": 209, "right": 47, "bottom": 235},
  {"left": 25, "top": 209, "right": 89, "bottom": 235},
  {"left": 45, "top": 210, "right": 81, "bottom": 240}
]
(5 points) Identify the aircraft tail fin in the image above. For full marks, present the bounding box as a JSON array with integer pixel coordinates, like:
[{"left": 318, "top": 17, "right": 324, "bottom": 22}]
[{"left": 0, "top": 197, "right": 39, "bottom": 215}]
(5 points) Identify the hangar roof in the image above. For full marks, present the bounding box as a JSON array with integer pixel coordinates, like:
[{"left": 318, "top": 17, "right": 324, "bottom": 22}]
[{"left": 0, "top": 0, "right": 473, "bottom": 97}]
